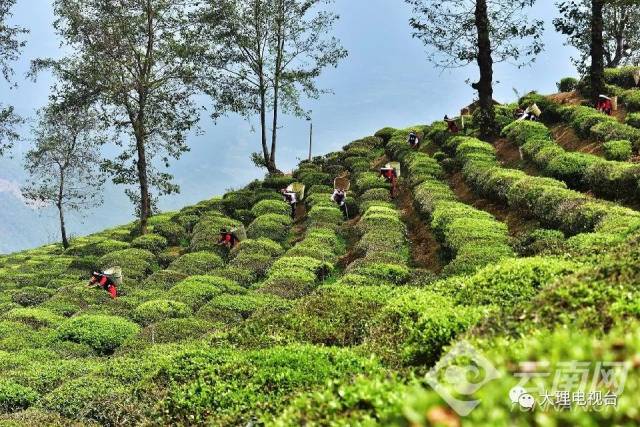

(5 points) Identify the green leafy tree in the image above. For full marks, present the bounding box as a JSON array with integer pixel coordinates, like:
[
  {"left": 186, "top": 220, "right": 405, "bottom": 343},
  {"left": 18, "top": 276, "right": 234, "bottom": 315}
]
[
  {"left": 31, "top": 0, "right": 202, "bottom": 234},
  {"left": 0, "top": 0, "right": 28, "bottom": 156},
  {"left": 554, "top": 0, "right": 640, "bottom": 74},
  {"left": 198, "top": 0, "right": 347, "bottom": 173},
  {"left": 22, "top": 104, "right": 105, "bottom": 249},
  {"left": 404, "top": 0, "right": 544, "bottom": 138}
]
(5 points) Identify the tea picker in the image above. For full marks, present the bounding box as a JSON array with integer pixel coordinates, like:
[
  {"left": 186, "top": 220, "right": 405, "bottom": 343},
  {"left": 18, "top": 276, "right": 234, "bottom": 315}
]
[
  {"left": 380, "top": 162, "right": 400, "bottom": 199},
  {"left": 332, "top": 175, "right": 351, "bottom": 219},
  {"left": 596, "top": 95, "right": 614, "bottom": 116},
  {"left": 218, "top": 225, "right": 245, "bottom": 249},
  {"left": 281, "top": 182, "right": 306, "bottom": 219},
  {"left": 407, "top": 131, "right": 420, "bottom": 149},
  {"left": 88, "top": 266, "right": 122, "bottom": 299},
  {"left": 444, "top": 115, "right": 461, "bottom": 133}
]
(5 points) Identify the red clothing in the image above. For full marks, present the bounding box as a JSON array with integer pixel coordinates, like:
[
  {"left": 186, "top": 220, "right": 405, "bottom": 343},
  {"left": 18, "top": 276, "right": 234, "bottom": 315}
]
[
  {"left": 90, "top": 273, "right": 118, "bottom": 299},
  {"left": 597, "top": 99, "right": 612, "bottom": 115},
  {"left": 446, "top": 119, "right": 459, "bottom": 133}
]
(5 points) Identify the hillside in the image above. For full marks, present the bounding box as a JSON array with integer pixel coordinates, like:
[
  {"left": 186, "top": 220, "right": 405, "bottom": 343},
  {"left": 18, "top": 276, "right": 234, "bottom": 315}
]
[{"left": 0, "top": 80, "right": 640, "bottom": 425}]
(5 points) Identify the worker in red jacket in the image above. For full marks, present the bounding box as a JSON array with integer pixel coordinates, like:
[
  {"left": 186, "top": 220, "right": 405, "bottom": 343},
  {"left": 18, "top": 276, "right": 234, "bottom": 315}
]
[
  {"left": 380, "top": 166, "right": 398, "bottom": 198},
  {"left": 88, "top": 271, "right": 118, "bottom": 299},
  {"left": 444, "top": 115, "right": 459, "bottom": 133},
  {"left": 596, "top": 95, "right": 613, "bottom": 115},
  {"left": 218, "top": 227, "right": 240, "bottom": 249}
]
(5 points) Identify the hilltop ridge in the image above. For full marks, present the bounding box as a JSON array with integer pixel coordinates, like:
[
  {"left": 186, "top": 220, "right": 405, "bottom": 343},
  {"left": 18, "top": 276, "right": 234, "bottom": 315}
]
[{"left": 0, "top": 82, "right": 640, "bottom": 424}]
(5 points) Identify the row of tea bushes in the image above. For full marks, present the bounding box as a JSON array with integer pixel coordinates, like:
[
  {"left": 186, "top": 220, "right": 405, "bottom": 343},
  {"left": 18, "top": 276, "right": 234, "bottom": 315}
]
[
  {"left": 438, "top": 134, "right": 640, "bottom": 255},
  {"left": 503, "top": 120, "right": 640, "bottom": 201},
  {"left": 387, "top": 128, "right": 514, "bottom": 276}
]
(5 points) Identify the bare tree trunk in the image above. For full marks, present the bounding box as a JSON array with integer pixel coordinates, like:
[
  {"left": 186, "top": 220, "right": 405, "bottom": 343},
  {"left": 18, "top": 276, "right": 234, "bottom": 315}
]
[
  {"left": 270, "top": 0, "right": 285, "bottom": 174},
  {"left": 135, "top": 129, "right": 151, "bottom": 235},
  {"left": 473, "top": 0, "right": 496, "bottom": 139},
  {"left": 57, "top": 171, "right": 69, "bottom": 249},
  {"left": 591, "top": 0, "right": 605, "bottom": 103}
]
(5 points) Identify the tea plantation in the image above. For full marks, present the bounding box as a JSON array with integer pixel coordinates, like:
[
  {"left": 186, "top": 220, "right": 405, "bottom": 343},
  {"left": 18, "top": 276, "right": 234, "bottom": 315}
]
[{"left": 1, "top": 78, "right": 640, "bottom": 425}]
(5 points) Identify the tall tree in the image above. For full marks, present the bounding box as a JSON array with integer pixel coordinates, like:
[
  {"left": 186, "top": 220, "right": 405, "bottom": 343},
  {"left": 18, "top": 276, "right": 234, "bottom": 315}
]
[
  {"left": 22, "top": 105, "right": 105, "bottom": 249},
  {"left": 554, "top": 0, "right": 640, "bottom": 75},
  {"left": 405, "top": 0, "right": 544, "bottom": 138},
  {"left": 198, "top": 0, "right": 347, "bottom": 173},
  {"left": 591, "top": 0, "right": 606, "bottom": 103},
  {"left": 31, "top": 0, "right": 202, "bottom": 234},
  {"left": 0, "top": 0, "right": 28, "bottom": 156}
]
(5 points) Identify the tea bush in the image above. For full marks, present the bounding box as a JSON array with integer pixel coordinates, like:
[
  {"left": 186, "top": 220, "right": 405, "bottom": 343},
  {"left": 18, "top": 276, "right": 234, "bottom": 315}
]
[
  {"left": 167, "top": 275, "right": 244, "bottom": 309},
  {"left": 603, "top": 139, "right": 633, "bottom": 161},
  {"left": 131, "top": 234, "right": 168, "bottom": 254},
  {"left": 133, "top": 299, "right": 192, "bottom": 325},
  {"left": 366, "top": 290, "right": 481, "bottom": 367},
  {"left": 56, "top": 315, "right": 140, "bottom": 354},
  {"left": 98, "top": 248, "right": 157, "bottom": 282},
  {"left": 168, "top": 251, "right": 224, "bottom": 275}
]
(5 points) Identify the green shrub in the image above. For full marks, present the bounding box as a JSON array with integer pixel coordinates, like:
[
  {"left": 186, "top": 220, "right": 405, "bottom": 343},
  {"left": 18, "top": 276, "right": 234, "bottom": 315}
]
[
  {"left": 246, "top": 214, "right": 292, "bottom": 242},
  {"left": 366, "top": 290, "right": 480, "bottom": 367},
  {"left": 557, "top": 77, "right": 578, "bottom": 92},
  {"left": 604, "top": 66, "right": 640, "bottom": 88},
  {"left": 273, "top": 374, "right": 407, "bottom": 426},
  {"left": 153, "top": 221, "right": 187, "bottom": 246},
  {"left": 167, "top": 275, "right": 244, "bottom": 309},
  {"left": 138, "top": 318, "right": 214, "bottom": 344},
  {"left": 197, "top": 293, "right": 289, "bottom": 324},
  {"left": 456, "top": 257, "right": 578, "bottom": 308},
  {"left": 546, "top": 152, "right": 599, "bottom": 187},
  {"left": 131, "top": 234, "right": 168, "bottom": 254},
  {"left": 142, "top": 269, "right": 188, "bottom": 290},
  {"left": 354, "top": 172, "right": 389, "bottom": 192},
  {"left": 41, "top": 376, "right": 132, "bottom": 424},
  {"left": 189, "top": 214, "right": 238, "bottom": 253},
  {"left": 501, "top": 120, "right": 551, "bottom": 146},
  {"left": 209, "top": 266, "right": 256, "bottom": 288},
  {"left": 307, "top": 206, "right": 343, "bottom": 227},
  {"left": 168, "top": 251, "right": 224, "bottom": 275},
  {"left": 10, "top": 287, "right": 54, "bottom": 307},
  {"left": 262, "top": 175, "right": 294, "bottom": 190},
  {"left": 603, "top": 139, "right": 633, "bottom": 161},
  {"left": 622, "top": 88, "right": 640, "bottom": 112},
  {"left": 259, "top": 271, "right": 317, "bottom": 299},
  {"left": 625, "top": 111, "right": 640, "bottom": 128},
  {"left": 98, "top": 248, "right": 157, "bottom": 282},
  {"left": 65, "top": 239, "right": 130, "bottom": 257},
  {"left": 374, "top": 127, "right": 396, "bottom": 143},
  {"left": 229, "top": 252, "right": 275, "bottom": 278},
  {"left": 250, "top": 199, "right": 290, "bottom": 217},
  {"left": 157, "top": 345, "right": 379, "bottom": 425},
  {"left": 590, "top": 119, "right": 640, "bottom": 144},
  {"left": 133, "top": 299, "right": 192, "bottom": 325},
  {"left": 515, "top": 228, "right": 566, "bottom": 256},
  {"left": 0, "top": 381, "right": 39, "bottom": 413},
  {"left": 290, "top": 285, "right": 397, "bottom": 346},
  {"left": 57, "top": 315, "right": 140, "bottom": 354},
  {"left": 230, "top": 238, "right": 283, "bottom": 259},
  {"left": 298, "top": 171, "right": 331, "bottom": 188},
  {"left": 5, "top": 308, "right": 64, "bottom": 329}
]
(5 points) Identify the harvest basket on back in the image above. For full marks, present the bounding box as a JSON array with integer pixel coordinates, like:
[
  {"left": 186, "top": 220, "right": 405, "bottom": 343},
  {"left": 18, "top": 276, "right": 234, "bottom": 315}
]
[
  {"left": 286, "top": 182, "right": 306, "bottom": 201},
  {"left": 334, "top": 177, "right": 350, "bottom": 192}
]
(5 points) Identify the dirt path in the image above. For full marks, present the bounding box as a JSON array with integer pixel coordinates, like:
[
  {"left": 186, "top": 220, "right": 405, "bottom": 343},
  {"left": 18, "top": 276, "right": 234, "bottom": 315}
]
[
  {"left": 493, "top": 138, "right": 541, "bottom": 176},
  {"left": 447, "top": 171, "right": 538, "bottom": 237},
  {"left": 396, "top": 181, "right": 444, "bottom": 273},
  {"left": 550, "top": 124, "right": 604, "bottom": 156}
]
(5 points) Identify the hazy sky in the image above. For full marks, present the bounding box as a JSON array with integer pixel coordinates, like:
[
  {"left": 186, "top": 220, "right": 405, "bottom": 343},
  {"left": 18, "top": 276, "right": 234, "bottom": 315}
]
[{"left": 0, "top": 0, "right": 578, "bottom": 253}]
